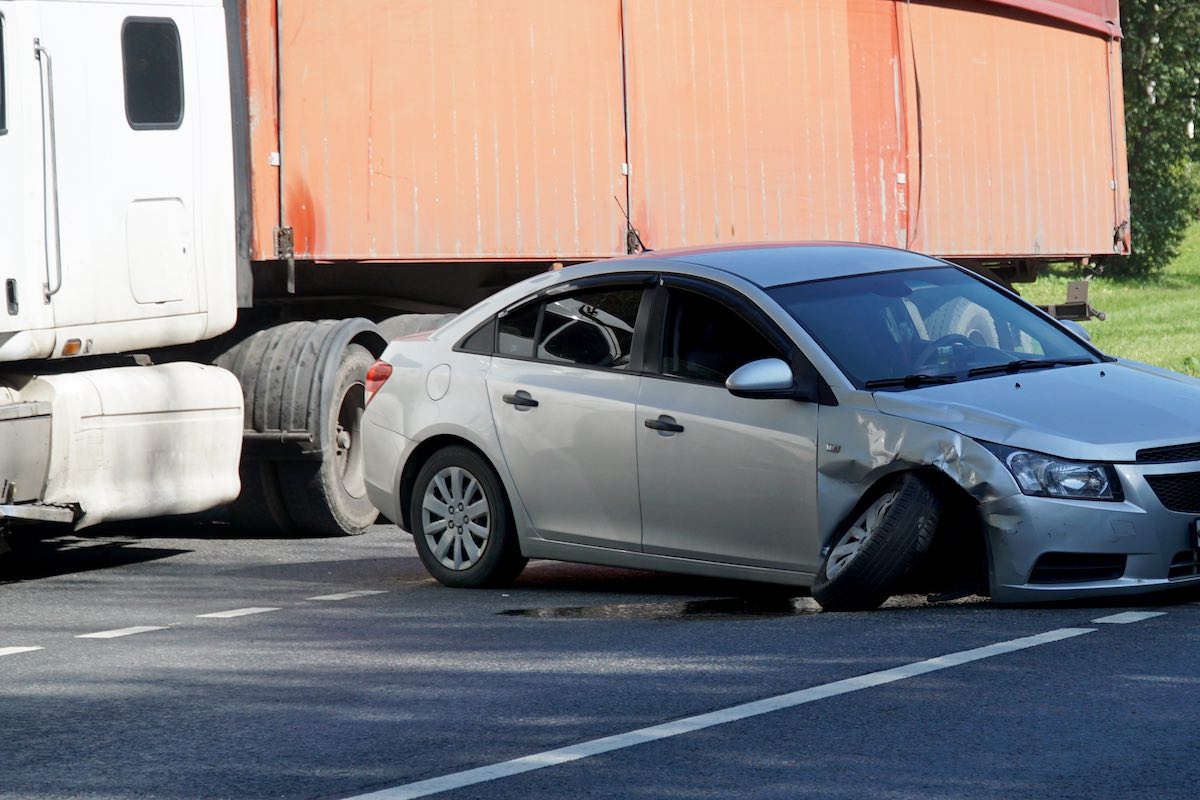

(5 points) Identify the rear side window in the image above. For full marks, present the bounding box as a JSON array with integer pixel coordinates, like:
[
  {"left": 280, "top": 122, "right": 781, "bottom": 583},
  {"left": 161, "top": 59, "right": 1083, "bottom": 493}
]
[
  {"left": 122, "top": 18, "right": 183, "bottom": 129},
  {"left": 536, "top": 288, "right": 640, "bottom": 369},
  {"left": 497, "top": 303, "right": 539, "bottom": 358},
  {"left": 494, "top": 285, "right": 645, "bottom": 369}
]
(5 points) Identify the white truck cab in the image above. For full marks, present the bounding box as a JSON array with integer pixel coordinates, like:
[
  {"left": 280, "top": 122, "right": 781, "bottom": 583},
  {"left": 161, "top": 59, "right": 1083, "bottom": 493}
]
[{"left": 0, "top": 0, "right": 242, "bottom": 525}]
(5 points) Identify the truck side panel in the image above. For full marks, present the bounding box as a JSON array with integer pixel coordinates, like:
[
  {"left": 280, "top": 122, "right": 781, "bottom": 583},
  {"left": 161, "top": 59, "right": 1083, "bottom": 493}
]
[
  {"left": 243, "top": 0, "right": 279, "bottom": 263},
  {"left": 242, "top": 0, "right": 1128, "bottom": 265},
  {"left": 899, "top": 0, "right": 1129, "bottom": 258},
  {"left": 250, "top": 0, "right": 629, "bottom": 262},
  {"left": 623, "top": 0, "right": 907, "bottom": 250}
]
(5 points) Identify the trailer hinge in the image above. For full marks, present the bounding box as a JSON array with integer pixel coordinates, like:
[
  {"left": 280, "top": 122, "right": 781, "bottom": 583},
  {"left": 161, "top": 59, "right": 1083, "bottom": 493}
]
[{"left": 274, "top": 226, "right": 296, "bottom": 294}]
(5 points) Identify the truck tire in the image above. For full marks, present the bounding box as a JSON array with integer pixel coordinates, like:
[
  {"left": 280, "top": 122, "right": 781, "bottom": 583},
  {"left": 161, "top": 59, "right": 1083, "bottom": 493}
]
[
  {"left": 812, "top": 474, "right": 940, "bottom": 611},
  {"left": 227, "top": 460, "right": 292, "bottom": 534},
  {"left": 925, "top": 298, "right": 999, "bottom": 348},
  {"left": 277, "top": 343, "right": 379, "bottom": 535},
  {"left": 377, "top": 313, "right": 458, "bottom": 341}
]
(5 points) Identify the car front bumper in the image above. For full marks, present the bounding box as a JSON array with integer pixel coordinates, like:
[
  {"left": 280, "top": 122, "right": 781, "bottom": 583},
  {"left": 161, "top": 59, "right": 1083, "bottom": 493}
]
[{"left": 984, "top": 461, "right": 1200, "bottom": 602}]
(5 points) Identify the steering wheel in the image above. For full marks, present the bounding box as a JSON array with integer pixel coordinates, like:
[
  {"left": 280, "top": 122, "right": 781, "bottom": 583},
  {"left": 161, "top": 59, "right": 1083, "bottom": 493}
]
[{"left": 914, "top": 333, "right": 974, "bottom": 369}]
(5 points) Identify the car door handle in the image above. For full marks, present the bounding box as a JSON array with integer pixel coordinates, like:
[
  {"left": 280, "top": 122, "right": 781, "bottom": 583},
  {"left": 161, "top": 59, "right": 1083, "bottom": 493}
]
[
  {"left": 644, "top": 415, "right": 684, "bottom": 433},
  {"left": 502, "top": 391, "right": 539, "bottom": 409}
]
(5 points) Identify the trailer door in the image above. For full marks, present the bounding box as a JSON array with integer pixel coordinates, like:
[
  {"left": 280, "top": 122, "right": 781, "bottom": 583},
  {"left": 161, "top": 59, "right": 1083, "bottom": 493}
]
[
  {"left": 0, "top": 7, "right": 54, "bottom": 340},
  {"left": 621, "top": 0, "right": 908, "bottom": 251},
  {"left": 271, "top": 0, "right": 630, "bottom": 263}
]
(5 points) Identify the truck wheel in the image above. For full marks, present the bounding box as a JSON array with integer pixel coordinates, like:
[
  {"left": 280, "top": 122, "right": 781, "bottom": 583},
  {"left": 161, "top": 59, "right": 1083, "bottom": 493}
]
[
  {"left": 277, "top": 344, "right": 379, "bottom": 535},
  {"left": 227, "top": 460, "right": 292, "bottom": 534},
  {"left": 812, "top": 474, "right": 940, "bottom": 611},
  {"left": 926, "top": 298, "right": 999, "bottom": 348},
  {"left": 377, "top": 313, "right": 458, "bottom": 341},
  {"left": 410, "top": 446, "right": 526, "bottom": 588}
]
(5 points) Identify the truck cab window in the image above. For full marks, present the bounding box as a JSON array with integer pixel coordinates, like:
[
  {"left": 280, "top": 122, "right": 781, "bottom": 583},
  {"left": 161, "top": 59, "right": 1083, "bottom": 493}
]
[
  {"left": 1, "top": 15, "right": 7, "bottom": 135},
  {"left": 122, "top": 18, "right": 183, "bottom": 129}
]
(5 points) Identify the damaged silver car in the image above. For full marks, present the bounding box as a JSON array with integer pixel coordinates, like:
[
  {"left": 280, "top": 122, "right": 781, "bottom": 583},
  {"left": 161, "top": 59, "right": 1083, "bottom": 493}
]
[{"left": 362, "top": 243, "right": 1200, "bottom": 610}]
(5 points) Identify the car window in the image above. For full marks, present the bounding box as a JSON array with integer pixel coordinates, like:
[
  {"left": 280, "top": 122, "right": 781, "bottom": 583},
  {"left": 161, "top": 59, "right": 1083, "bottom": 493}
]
[
  {"left": 536, "top": 287, "right": 640, "bottom": 369},
  {"left": 496, "top": 285, "right": 644, "bottom": 368},
  {"left": 661, "top": 289, "right": 783, "bottom": 384},
  {"left": 497, "top": 303, "right": 539, "bottom": 358},
  {"left": 768, "top": 267, "right": 1098, "bottom": 389}
]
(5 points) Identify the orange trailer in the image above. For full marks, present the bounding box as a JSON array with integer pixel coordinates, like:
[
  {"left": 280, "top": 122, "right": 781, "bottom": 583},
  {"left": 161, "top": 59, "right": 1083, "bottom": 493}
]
[{"left": 236, "top": 0, "right": 1127, "bottom": 307}]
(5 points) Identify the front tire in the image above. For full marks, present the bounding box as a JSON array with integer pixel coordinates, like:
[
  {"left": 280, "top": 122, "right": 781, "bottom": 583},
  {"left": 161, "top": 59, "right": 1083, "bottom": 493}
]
[
  {"left": 812, "top": 474, "right": 940, "bottom": 611},
  {"left": 410, "top": 446, "right": 526, "bottom": 588}
]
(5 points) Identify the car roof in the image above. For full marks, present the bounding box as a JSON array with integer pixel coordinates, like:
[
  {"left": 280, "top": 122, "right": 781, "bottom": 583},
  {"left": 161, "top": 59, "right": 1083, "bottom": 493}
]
[{"left": 634, "top": 242, "right": 946, "bottom": 288}]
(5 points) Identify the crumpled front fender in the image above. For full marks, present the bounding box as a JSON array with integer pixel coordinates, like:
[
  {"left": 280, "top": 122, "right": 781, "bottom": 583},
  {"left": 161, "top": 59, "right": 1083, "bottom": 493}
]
[{"left": 815, "top": 394, "right": 1019, "bottom": 553}]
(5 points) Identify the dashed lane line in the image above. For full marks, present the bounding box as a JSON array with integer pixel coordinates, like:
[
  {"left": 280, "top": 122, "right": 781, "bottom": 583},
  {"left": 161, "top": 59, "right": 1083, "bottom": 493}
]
[
  {"left": 308, "top": 590, "right": 389, "bottom": 601},
  {"left": 76, "top": 626, "right": 168, "bottom": 639},
  {"left": 5, "top": 590, "right": 388, "bottom": 656},
  {"left": 340, "top": 627, "right": 1097, "bottom": 800},
  {"left": 0, "top": 647, "right": 44, "bottom": 657},
  {"left": 1092, "top": 611, "right": 1167, "bottom": 624},
  {"left": 196, "top": 607, "right": 282, "bottom": 619}
]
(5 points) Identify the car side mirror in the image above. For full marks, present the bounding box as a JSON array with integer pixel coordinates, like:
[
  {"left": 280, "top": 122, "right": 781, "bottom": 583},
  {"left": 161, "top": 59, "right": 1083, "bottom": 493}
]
[
  {"left": 726, "top": 358, "right": 796, "bottom": 399},
  {"left": 1061, "top": 319, "right": 1091, "bottom": 342}
]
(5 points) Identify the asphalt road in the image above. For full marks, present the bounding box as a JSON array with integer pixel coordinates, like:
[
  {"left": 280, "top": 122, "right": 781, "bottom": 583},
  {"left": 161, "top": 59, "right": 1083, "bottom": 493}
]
[{"left": 2, "top": 521, "right": 1198, "bottom": 800}]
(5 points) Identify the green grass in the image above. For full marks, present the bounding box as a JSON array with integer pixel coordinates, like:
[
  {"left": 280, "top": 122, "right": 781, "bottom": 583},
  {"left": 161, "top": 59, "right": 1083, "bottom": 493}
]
[{"left": 1018, "top": 221, "right": 1200, "bottom": 376}]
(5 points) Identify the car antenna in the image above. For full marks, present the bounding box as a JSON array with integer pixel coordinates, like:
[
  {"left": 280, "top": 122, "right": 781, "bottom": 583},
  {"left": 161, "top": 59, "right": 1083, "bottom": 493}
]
[{"left": 614, "top": 195, "right": 650, "bottom": 254}]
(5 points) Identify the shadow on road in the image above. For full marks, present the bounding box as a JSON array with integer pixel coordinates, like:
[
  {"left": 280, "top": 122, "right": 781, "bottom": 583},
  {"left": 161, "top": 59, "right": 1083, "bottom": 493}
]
[{"left": 0, "top": 531, "right": 189, "bottom": 584}]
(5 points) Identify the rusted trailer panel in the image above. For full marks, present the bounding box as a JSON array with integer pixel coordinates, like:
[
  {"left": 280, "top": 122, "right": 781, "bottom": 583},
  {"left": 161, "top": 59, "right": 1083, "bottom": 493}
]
[
  {"left": 899, "top": 0, "right": 1129, "bottom": 259},
  {"left": 247, "top": 0, "right": 628, "bottom": 262},
  {"left": 622, "top": 0, "right": 907, "bottom": 249},
  {"left": 241, "top": 0, "right": 1128, "bottom": 269}
]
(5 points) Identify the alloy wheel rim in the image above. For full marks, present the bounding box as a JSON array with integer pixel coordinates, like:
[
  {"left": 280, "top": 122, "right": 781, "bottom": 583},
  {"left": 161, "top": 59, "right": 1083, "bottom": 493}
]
[
  {"left": 824, "top": 490, "right": 898, "bottom": 580},
  {"left": 421, "top": 466, "right": 491, "bottom": 570}
]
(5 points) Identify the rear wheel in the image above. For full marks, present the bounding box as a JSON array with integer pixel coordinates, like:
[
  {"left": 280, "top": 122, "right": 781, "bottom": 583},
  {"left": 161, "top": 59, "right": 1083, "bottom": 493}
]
[
  {"left": 812, "top": 474, "right": 940, "bottom": 611},
  {"left": 227, "top": 459, "right": 292, "bottom": 534},
  {"left": 410, "top": 446, "right": 526, "bottom": 587},
  {"left": 277, "top": 344, "right": 379, "bottom": 535}
]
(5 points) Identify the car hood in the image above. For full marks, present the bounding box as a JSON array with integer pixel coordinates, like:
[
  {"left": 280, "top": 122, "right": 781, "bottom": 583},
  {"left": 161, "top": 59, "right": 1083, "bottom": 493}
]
[{"left": 872, "top": 361, "right": 1200, "bottom": 462}]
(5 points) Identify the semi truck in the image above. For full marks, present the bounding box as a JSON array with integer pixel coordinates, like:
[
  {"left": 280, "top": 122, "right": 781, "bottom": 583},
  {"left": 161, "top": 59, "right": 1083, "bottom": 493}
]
[{"left": 0, "top": 0, "right": 1129, "bottom": 541}]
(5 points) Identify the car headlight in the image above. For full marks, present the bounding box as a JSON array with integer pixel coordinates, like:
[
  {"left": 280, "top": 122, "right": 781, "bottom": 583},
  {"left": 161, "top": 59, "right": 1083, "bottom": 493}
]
[{"left": 982, "top": 443, "right": 1124, "bottom": 501}]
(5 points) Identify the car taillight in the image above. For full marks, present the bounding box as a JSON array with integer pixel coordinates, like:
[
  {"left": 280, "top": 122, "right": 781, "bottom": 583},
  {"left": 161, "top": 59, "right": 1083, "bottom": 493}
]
[{"left": 365, "top": 361, "right": 393, "bottom": 405}]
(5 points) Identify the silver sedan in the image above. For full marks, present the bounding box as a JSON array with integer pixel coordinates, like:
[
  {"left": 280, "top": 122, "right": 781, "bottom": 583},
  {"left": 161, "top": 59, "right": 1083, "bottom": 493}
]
[{"left": 362, "top": 243, "right": 1200, "bottom": 610}]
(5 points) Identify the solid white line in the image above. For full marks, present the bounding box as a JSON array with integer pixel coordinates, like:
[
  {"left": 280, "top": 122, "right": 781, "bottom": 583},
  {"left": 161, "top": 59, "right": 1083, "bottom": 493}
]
[
  {"left": 308, "top": 590, "right": 388, "bottom": 601},
  {"left": 341, "top": 627, "right": 1096, "bottom": 800},
  {"left": 196, "top": 607, "right": 281, "bottom": 619},
  {"left": 1091, "top": 611, "right": 1166, "bottom": 624},
  {"left": 0, "top": 646, "right": 44, "bottom": 657},
  {"left": 76, "top": 626, "right": 167, "bottom": 639}
]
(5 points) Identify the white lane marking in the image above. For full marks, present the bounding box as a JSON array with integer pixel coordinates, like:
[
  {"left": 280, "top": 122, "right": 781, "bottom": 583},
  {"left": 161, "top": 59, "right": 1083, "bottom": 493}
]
[
  {"left": 0, "top": 646, "right": 44, "bottom": 657},
  {"left": 1092, "top": 611, "right": 1166, "bottom": 624},
  {"left": 196, "top": 607, "right": 282, "bottom": 619},
  {"left": 76, "top": 626, "right": 168, "bottom": 639},
  {"left": 308, "top": 590, "right": 388, "bottom": 601},
  {"left": 341, "top": 627, "right": 1095, "bottom": 800}
]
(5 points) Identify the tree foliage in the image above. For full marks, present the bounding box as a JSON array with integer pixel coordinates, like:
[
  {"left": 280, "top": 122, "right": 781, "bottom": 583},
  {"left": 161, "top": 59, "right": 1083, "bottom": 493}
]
[{"left": 1113, "top": 0, "right": 1200, "bottom": 277}]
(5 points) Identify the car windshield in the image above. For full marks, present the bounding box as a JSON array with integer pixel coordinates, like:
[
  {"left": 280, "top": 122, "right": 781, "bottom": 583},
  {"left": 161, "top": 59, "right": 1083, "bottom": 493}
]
[{"left": 767, "top": 267, "right": 1100, "bottom": 390}]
